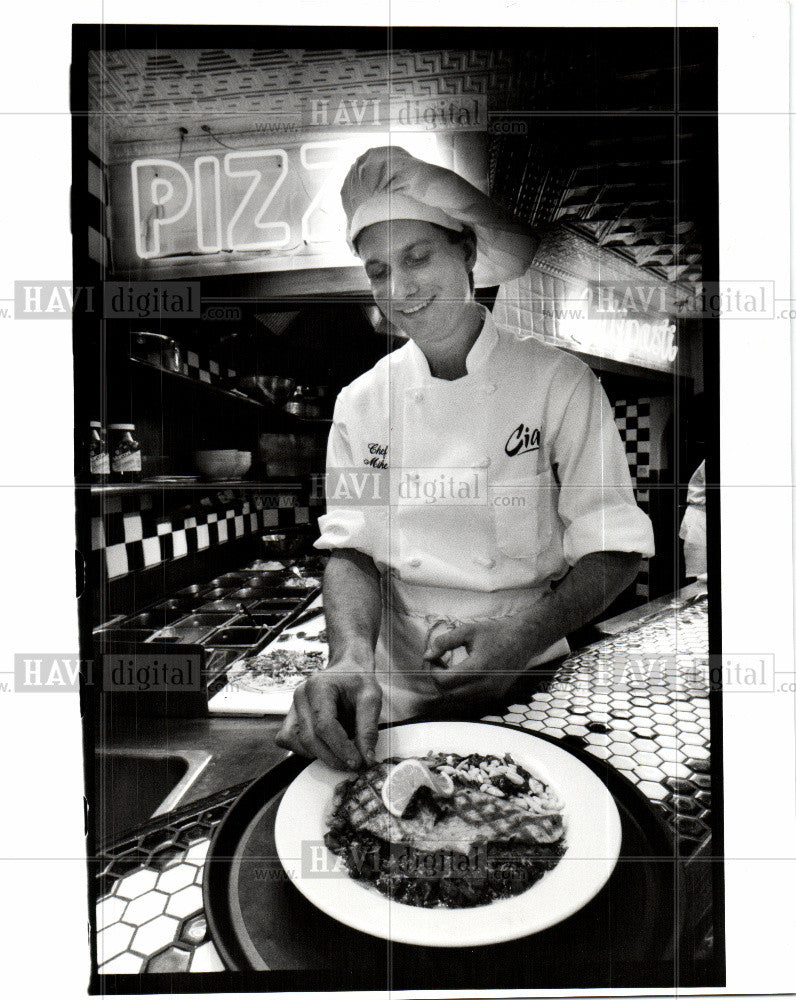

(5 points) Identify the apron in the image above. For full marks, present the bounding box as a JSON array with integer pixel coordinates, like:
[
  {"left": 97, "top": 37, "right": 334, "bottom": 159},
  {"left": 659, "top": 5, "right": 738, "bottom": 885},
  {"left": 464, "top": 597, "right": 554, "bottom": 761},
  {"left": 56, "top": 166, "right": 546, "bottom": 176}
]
[{"left": 374, "top": 571, "right": 569, "bottom": 721}]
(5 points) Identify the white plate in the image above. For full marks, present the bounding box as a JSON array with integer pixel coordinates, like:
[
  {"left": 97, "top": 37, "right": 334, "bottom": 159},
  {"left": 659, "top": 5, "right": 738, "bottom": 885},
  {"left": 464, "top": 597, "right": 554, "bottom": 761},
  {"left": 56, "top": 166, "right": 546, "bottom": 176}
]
[{"left": 274, "top": 721, "right": 622, "bottom": 947}]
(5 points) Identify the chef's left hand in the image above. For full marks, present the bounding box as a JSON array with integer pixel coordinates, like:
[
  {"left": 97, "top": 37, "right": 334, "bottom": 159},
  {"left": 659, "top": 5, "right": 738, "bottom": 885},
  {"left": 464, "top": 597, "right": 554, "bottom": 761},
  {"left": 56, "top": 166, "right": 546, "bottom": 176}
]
[{"left": 422, "top": 614, "right": 547, "bottom": 699}]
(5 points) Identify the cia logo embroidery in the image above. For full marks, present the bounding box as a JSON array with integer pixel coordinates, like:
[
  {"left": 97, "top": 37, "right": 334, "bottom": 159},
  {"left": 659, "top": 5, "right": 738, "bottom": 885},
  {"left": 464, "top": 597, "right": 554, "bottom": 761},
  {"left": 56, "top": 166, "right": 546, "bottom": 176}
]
[{"left": 505, "top": 423, "right": 541, "bottom": 457}]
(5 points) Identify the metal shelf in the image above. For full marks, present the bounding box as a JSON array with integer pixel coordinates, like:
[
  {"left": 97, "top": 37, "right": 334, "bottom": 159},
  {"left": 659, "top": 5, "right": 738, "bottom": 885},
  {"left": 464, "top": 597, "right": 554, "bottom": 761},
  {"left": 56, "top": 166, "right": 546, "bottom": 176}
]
[{"left": 128, "top": 356, "right": 333, "bottom": 425}]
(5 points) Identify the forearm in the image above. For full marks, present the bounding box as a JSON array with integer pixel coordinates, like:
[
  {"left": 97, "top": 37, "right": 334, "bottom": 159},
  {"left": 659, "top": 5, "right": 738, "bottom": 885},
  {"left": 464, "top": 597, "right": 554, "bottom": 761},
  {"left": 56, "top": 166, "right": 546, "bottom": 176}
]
[
  {"left": 322, "top": 548, "right": 382, "bottom": 670},
  {"left": 519, "top": 551, "right": 642, "bottom": 650}
]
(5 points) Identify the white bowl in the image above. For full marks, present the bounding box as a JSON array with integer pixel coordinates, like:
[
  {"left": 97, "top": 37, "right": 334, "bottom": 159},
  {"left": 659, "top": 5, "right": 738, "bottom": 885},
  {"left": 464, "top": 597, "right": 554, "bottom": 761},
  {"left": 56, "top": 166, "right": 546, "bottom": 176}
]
[
  {"left": 195, "top": 449, "right": 241, "bottom": 480},
  {"left": 234, "top": 451, "right": 252, "bottom": 477}
]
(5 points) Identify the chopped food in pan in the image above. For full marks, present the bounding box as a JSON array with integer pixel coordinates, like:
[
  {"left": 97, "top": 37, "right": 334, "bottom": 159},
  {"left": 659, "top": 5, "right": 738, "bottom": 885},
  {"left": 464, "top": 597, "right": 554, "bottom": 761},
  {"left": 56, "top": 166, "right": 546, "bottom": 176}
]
[{"left": 237, "top": 648, "right": 327, "bottom": 688}]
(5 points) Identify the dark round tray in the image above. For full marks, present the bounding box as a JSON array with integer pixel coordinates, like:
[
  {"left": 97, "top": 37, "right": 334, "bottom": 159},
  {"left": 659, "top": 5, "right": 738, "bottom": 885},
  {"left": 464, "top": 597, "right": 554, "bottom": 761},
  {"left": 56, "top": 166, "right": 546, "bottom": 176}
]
[{"left": 204, "top": 722, "right": 686, "bottom": 990}]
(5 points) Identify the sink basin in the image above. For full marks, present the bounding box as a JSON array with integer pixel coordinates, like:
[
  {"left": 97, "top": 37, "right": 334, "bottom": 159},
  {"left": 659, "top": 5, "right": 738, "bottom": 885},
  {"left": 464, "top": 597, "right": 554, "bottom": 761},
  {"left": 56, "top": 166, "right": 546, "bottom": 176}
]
[{"left": 94, "top": 748, "right": 211, "bottom": 842}]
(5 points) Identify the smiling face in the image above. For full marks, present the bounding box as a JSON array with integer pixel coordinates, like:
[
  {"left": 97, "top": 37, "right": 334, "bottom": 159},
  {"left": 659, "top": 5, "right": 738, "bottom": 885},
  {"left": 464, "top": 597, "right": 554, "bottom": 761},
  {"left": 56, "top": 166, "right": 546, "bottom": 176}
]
[{"left": 357, "top": 220, "right": 479, "bottom": 354}]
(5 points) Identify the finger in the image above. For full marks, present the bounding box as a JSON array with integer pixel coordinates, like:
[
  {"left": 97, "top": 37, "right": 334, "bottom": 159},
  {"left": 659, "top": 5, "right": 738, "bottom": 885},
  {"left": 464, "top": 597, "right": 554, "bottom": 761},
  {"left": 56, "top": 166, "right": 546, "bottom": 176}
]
[
  {"left": 428, "top": 654, "right": 483, "bottom": 691},
  {"left": 305, "top": 684, "right": 363, "bottom": 770},
  {"left": 293, "top": 686, "right": 353, "bottom": 771},
  {"left": 354, "top": 683, "right": 382, "bottom": 765},
  {"left": 275, "top": 708, "right": 312, "bottom": 758},
  {"left": 423, "top": 625, "right": 472, "bottom": 660}
]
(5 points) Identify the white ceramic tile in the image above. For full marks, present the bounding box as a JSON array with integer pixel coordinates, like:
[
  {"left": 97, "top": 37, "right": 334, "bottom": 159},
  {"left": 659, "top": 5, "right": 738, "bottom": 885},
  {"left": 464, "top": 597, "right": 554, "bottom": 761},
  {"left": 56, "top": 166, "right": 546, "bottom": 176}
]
[
  {"left": 123, "top": 514, "right": 143, "bottom": 543},
  {"left": 88, "top": 159, "right": 104, "bottom": 201},
  {"left": 104, "top": 544, "right": 128, "bottom": 580},
  {"left": 678, "top": 731, "right": 704, "bottom": 746},
  {"left": 114, "top": 867, "right": 158, "bottom": 899},
  {"left": 142, "top": 536, "right": 161, "bottom": 567},
  {"left": 97, "top": 922, "right": 134, "bottom": 963},
  {"left": 88, "top": 226, "right": 107, "bottom": 267},
  {"left": 165, "top": 884, "right": 203, "bottom": 919},
  {"left": 609, "top": 755, "right": 637, "bottom": 771},
  {"left": 172, "top": 530, "right": 188, "bottom": 558},
  {"left": 156, "top": 863, "right": 196, "bottom": 894},
  {"left": 234, "top": 516, "right": 244, "bottom": 537},
  {"left": 635, "top": 764, "right": 665, "bottom": 782},
  {"left": 99, "top": 951, "right": 145, "bottom": 974},
  {"left": 249, "top": 513, "right": 258, "bottom": 530},
  {"left": 156, "top": 521, "right": 172, "bottom": 536},
  {"left": 636, "top": 780, "right": 668, "bottom": 801},
  {"left": 91, "top": 518, "right": 105, "bottom": 551},
  {"left": 660, "top": 761, "right": 692, "bottom": 779},
  {"left": 96, "top": 896, "right": 126, "bottom": 930},
  {"left": 130, "top": 914, "right": 180, "bottom": 956},
  {"left": 262, "top": 509, "right": 279, "bottom": 527},
  {"left": 217, "top": 521, "right": 228, "bottom": 543},
  {"left": 196, "top": 524, "right": 210, "bottom": 550},
  {"left": 123, "top": 889, "right": 168, "bottom": 925},
  {"left": 185, "top": 840, "right": 210, "bottom": 865}
]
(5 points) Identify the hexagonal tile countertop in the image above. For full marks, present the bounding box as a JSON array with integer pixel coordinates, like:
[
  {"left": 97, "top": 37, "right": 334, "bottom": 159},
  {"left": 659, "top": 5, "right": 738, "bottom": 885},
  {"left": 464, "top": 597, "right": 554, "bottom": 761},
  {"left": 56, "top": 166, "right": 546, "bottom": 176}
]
[
  {"left": 95, "top": 805, "right": 228, "bottom": 974},
  {"left": 95, "top": 596, "right": 711, "bottom": 974},
  {"left": 484, "top": 595, "right": 712, "bottom": 848}
]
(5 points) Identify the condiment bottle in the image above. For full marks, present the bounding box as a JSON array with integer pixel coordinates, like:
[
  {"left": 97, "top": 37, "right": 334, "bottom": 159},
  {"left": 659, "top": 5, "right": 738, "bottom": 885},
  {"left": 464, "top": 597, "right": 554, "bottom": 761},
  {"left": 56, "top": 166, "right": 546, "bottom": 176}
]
[
  {"left": 109, "top": 423, "right": 142, "bottom": 482},
  {"left": 89, "top": 421, "right": 110, "bottom": 482}
]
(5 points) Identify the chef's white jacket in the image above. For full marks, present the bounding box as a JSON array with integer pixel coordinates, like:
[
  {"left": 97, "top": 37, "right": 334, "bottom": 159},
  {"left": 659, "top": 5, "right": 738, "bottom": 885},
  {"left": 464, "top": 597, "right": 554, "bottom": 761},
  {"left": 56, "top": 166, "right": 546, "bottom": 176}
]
[{"left": 315, "top": 306, "right": 655, "bottom": 586}]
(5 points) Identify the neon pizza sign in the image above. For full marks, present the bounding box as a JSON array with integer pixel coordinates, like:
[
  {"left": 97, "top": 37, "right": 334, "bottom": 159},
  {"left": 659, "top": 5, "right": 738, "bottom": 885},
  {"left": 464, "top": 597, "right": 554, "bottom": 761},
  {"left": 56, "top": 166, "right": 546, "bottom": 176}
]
[{"left": 126, "top": 135, "right": 441, "bottom": 262}]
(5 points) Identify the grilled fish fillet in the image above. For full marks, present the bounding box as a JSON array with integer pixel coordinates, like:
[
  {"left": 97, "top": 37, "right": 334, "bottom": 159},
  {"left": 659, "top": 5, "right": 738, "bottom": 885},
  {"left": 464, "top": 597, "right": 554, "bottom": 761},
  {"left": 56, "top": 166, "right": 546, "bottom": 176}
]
[{"left": 329, "top": 760, "right": 564, "bottom": 853}]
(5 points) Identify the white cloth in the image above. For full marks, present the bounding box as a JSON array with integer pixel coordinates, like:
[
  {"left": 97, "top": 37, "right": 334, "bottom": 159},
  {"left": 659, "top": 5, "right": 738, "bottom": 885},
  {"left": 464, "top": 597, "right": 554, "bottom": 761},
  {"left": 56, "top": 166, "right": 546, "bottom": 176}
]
[
  {"left": 680, "top": 460, "right": 707, "bottom": 582},
  {"left": 315, "top": 306, "right": 655, "bottom": 719},
  {"left": 340, "top": 146, "right": 537, "bottom": 287}
]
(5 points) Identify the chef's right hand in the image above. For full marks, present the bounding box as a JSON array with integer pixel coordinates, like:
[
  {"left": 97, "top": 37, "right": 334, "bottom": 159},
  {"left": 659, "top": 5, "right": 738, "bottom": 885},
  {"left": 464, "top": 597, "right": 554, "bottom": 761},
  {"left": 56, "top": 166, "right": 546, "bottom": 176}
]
[{"left": 275, "top": 663, "right": 382, "bottom": 771}]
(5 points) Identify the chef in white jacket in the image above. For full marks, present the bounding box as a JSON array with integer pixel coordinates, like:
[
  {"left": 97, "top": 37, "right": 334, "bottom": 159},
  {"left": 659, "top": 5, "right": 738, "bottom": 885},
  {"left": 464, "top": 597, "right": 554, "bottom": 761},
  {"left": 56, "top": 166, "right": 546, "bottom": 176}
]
[{"left": 277, "top": 146, "right": 654, "bottom": 770}]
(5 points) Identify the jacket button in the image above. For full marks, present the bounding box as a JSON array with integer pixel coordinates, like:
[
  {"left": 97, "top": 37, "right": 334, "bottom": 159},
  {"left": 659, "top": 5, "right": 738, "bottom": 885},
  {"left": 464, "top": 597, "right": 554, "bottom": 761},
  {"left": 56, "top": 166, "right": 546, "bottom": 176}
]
[
  {"left": 414, "top": 391, "right": 424, "bottom": 403},
  {"left": 407, "top": 557, "right": 422, "bottom": 568}
]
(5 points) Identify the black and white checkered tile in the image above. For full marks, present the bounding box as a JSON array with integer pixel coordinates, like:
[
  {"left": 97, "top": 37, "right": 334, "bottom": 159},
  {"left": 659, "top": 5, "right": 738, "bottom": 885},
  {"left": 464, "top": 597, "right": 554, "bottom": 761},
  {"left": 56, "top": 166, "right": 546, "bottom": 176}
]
[
  {"left": 612, "top": 398, "right": 652, "bottom": 598},
  {"left": 611, "top": 399, "right": 651, "bottom": 485},
  {"left": 182, "top": 350, "right": 234, "bottom": 385},
  {"left": 92, "top": 491, "right": 310, "bottom": 581}
]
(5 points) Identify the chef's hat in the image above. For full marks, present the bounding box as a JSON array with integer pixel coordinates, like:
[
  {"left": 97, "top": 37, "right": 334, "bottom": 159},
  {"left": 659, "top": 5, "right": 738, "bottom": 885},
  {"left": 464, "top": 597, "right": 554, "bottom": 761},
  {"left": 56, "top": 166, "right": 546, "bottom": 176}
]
[{"left": 340, "top": 146, "right": 536, "bottom": 286}]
